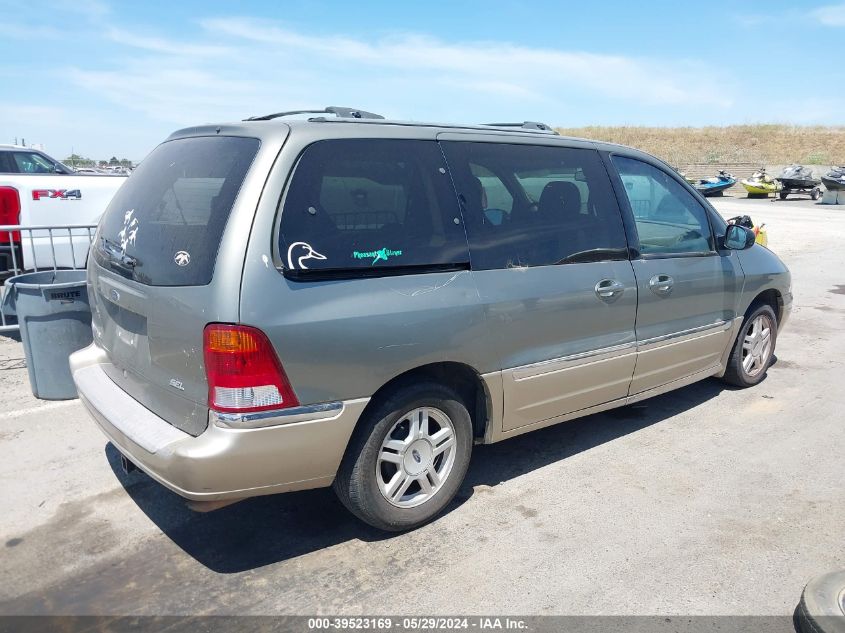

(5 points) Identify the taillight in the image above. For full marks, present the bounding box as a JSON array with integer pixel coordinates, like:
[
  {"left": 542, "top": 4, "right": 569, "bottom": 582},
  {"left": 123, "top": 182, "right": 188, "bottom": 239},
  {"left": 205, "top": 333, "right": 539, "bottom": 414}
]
[
  {"left": 203, "top": 324, "right": 299, "bottom": 413},
  {"left": 0, "top": 187, "right": 21, "bottom": 244}
]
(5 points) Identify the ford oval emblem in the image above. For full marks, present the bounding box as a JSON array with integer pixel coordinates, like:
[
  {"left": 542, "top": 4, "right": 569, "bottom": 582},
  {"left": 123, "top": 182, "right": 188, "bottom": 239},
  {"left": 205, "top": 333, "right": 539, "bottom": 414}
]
[
  {"left": 109, "top": 288, "right": 120, "bottom": 302},
  {"left": 174, "top": 251, "right": 191, "bottom": 266}
]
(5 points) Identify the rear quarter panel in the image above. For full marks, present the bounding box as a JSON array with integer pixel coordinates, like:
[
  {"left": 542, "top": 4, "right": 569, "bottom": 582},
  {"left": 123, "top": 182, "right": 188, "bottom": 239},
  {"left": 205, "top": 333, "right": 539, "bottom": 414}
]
[
  {"left": 239, "top": 125, "right": 496, "bottom": 405},
  {"left": 86, "top": 125, "right": 290, "bottom": 436}
]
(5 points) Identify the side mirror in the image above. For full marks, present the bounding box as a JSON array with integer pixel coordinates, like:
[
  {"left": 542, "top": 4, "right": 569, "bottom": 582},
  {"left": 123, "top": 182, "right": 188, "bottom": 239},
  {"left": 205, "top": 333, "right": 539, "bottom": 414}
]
[{"left": 724, "top": 224, "right": 756, "bottom": 250}]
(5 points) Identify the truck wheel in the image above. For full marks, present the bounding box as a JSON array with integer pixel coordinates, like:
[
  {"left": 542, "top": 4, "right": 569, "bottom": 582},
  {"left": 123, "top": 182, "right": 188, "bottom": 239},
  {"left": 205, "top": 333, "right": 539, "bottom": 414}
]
[
  {"left": 334, "top": 381, "right": 473, "bottom": 531},
  {"left": 722, "top": 304, "right": 778, "bottom": 387},
  {"left": 812, "top": 188, "right": 821, "bottom": 201},
  {"left": 779, "top": 191, "right": 789, "bottom": 200}
]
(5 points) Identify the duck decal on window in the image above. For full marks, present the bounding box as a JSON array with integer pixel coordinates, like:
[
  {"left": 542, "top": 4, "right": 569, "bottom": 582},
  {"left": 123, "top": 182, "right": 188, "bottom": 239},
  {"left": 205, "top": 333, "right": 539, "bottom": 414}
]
[{"left": 287, "top": 242, "right": 327, "bottom": 269}]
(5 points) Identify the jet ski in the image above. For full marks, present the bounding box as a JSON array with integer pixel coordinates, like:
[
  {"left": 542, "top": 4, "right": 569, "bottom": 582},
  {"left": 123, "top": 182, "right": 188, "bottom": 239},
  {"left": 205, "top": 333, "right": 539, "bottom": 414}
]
[
  {"left": 821, "top": 166, "right": 845, "bottom": 191},
  {"left": 741, "top": 169, "right": 782, "bottom": 197},
  {"left": 693, "top": 170, "right": 736, "bottom": 197},
  {"left": 776, "top": 164, "right": 823, "bottom": 200},
  {"left": 776, "top": 164, "right": 820, "bottom": 190}
]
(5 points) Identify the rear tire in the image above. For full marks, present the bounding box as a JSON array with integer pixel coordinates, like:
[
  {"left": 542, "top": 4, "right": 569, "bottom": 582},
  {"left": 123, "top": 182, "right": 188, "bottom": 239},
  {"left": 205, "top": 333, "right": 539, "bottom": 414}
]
[
  {"left": 722, "top": 304, "right": 778, "bottom": 387},
  {"left": 779, "top": 191, "right": 789, "bottom": 200},
  {"left": 812, "top": 188, "right": 821, "bottom": 201},
  {"left": 334, "top": 381, "right": 473, "bottom": 531}
]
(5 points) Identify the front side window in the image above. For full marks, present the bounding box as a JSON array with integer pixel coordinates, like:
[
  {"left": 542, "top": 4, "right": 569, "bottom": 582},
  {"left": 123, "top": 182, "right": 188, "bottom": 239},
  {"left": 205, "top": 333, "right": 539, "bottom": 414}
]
[
  {"left": 279, "top": 139, "right": 468, "bottom": 274},
  {"left": 440, "top": 142, "right": 628, "bottom": 270},
  {"left": 612, "top": 156, "right": 714, "bottom": 255}
]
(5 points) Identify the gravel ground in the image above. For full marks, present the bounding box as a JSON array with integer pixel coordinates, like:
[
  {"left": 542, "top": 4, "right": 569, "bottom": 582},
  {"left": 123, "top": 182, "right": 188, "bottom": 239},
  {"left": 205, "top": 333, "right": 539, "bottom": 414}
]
[{"left": 0, "top": 194, "right": 843, "bottom": 616}]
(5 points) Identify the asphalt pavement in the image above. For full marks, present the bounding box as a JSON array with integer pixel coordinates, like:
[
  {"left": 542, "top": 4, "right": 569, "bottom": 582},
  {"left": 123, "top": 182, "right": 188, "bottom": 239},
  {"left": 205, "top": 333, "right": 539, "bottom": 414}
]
[{"left": 0, "top": 194, "right": 843, "bottom": 616}]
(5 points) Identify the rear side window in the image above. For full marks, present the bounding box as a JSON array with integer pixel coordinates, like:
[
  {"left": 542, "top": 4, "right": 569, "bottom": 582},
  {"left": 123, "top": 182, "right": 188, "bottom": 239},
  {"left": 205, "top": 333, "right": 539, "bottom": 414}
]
[
  {"left": 279, "top": 139, "right": 468, "bottom": 275},
  {"left": 12, "top": 152, "right": 56, "bottom": 173},
  {"left": 612, "top": 156, "right": 714, "bottom": 255},
  {"left": 94, "top": 136, "right": 259, "bottom": 286},
  {"left": 440, "top": 142, "right": 628, "bottom": 270},
  {"left": 0, "top": 153, "right": 15, "bottom": 173}
]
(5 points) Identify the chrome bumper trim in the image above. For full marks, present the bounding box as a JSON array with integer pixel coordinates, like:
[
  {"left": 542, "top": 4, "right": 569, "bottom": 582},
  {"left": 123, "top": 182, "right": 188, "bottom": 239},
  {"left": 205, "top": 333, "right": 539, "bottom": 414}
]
[
  {"left": 511, "top": 342, "right": 637, "bottom": 380},
  {"left": 211, "top": 401, "right": 345, "bottom": 429}
]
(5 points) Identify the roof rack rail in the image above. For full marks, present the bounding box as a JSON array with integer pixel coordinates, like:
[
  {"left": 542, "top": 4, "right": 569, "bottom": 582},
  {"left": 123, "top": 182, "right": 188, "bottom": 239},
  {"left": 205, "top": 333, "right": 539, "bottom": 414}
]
[
  {"left": 245, "top": 106, "right": 384, "bottom": 122},
  {"left": 482, "top": 121, "right": 558, "bottom": 134}
]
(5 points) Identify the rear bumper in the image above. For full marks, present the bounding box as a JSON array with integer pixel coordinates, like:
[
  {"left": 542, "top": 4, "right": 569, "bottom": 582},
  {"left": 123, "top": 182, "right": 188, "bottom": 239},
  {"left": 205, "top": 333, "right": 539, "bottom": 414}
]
[{"left": 69, "top": 343, "right": 368, "bottom": 501}]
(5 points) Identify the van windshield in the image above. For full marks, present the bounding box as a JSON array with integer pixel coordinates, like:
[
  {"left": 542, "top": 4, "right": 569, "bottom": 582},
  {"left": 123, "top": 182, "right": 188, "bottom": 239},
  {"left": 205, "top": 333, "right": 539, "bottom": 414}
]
[{"left": 93, "top": 136, "right": 260, "bottom": 286}]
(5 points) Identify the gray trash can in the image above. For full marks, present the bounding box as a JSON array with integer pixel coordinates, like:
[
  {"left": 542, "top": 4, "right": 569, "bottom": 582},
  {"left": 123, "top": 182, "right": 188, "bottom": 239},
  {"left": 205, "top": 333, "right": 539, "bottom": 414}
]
[{"left": 1, "top": 270, "right": 93, "bottom": 400}]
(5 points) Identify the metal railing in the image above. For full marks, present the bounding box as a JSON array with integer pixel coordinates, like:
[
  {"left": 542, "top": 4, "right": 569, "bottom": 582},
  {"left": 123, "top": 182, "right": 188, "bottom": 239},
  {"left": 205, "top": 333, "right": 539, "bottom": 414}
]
[{"left": 1, "top": 224, "right": 97, "bottom": 333}]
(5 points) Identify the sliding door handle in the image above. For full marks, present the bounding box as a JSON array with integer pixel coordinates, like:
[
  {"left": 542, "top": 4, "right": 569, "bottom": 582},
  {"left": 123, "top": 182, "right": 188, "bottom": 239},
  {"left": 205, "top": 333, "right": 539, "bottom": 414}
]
[
  {"left": 595, "top": 279, "right": 625, "bottom": 301},
  {"left": 649, "top": 274, "right": 674, "bottom": 296}
]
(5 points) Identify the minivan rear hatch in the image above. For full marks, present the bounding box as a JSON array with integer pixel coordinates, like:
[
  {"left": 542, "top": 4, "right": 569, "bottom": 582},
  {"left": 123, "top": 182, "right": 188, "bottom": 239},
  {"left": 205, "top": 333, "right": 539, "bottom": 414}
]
[{"left": 89, "top": 135, "right": 263, "bottom": 436}]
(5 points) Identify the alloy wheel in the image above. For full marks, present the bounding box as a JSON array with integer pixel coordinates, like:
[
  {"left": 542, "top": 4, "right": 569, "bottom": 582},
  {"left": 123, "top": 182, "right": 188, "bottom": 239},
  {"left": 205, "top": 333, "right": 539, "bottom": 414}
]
[
  {"left": 376, "top": 407, "right": 457, "bottom": 508},
  {"left": 742, "top": 313, "right": 774, "bottom": 377}
]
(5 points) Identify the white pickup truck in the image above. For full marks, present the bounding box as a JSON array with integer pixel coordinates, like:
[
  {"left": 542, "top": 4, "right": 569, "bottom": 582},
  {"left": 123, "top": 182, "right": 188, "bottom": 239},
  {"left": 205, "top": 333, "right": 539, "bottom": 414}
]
[{"left": 0, "top": 145, "right": 126, "bottom": 276}]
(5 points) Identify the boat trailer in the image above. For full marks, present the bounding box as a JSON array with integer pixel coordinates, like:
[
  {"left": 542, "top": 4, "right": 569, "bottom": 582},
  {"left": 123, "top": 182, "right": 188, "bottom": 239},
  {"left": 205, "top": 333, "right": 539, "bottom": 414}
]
[{"left": 774, "top": 185, "right": 822, "bottom": 201}]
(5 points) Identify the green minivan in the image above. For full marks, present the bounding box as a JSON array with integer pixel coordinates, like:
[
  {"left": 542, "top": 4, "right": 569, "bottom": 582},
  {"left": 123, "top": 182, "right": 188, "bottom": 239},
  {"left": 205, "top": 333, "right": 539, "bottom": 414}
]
[{"left": 70, "top": 108, "right": 791, "bottom": 531}]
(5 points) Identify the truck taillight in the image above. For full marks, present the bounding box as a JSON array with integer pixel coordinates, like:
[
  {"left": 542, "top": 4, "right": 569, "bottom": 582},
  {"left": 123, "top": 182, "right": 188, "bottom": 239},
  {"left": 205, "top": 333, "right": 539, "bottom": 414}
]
[
  {"left": 0, "top": 187, "right": 21, "bottom": 244},
  {"left": 203, "top": 324, "right": 299, "bottom": 413}
]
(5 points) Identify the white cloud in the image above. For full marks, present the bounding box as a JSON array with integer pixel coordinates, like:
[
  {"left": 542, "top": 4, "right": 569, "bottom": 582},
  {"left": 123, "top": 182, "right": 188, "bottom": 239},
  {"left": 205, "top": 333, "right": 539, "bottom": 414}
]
[
  {"left": 812, "top": 2, "right": 845, "bottom": 25},
  {"left": 11, "top": 8, "right": 841, "bottom": 158},
  {"left": 105, "top": 27, "right": 233, "bottom": 57},
  {"left": 199, "top": 18, "right": 729, "bottom": 109},
  {"left": 67, "top": 63, "right": 266, "bottom": 125},
  {"left": 55, "top": 15, "right": 734, "bottom": 141}
]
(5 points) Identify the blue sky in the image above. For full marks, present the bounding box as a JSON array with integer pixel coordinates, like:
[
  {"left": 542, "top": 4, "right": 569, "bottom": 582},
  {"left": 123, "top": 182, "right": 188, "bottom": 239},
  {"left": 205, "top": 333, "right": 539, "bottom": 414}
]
[{"left": 2, "top": 0, "right": 843, "bottom": 160}]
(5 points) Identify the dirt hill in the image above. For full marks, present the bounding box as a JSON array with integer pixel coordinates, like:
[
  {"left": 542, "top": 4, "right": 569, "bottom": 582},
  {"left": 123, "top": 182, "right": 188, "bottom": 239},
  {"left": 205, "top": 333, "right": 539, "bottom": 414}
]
[{"left": 553, "top": 125, "right": 845, "bottom": 168}]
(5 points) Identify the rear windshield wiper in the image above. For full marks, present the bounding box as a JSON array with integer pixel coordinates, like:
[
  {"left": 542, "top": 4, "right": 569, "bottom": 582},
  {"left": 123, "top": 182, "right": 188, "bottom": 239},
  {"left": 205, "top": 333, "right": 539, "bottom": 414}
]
[{"left": 100, "top": 237, "right": 139, "bottom": 269}]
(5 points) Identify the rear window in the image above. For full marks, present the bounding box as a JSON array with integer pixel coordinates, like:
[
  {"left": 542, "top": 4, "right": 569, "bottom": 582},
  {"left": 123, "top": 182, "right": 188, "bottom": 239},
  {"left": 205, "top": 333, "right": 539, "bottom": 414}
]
[
  {"left": 278, "top": 139, "right": 469, "bottom": 275},
  {"left": 94, "top": 136, "right": 259, "bottom": 286},
  {"left": 12, "top": 152, "right": 58, "bottom": 174}
]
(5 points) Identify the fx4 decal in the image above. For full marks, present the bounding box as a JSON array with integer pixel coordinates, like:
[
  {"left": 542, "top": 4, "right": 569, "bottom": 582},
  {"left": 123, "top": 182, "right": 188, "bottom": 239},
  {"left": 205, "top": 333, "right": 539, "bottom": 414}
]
[{"left": 32, "top": 189, "right": 82, "bottom": 201}]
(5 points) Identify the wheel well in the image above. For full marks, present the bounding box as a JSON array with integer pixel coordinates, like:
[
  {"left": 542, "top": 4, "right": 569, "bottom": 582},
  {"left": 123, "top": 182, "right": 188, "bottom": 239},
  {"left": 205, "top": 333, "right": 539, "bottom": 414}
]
[
  {"left": 359, "top": 362, "right": 491, "bottom": 440},
  {"left": 748, "top": 289, "right": 783, "bottom": 323}
]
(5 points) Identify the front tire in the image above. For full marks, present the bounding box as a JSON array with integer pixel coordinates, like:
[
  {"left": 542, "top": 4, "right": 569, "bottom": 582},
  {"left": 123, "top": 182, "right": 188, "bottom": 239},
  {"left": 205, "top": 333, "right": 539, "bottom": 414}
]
[
  {"left": 334, "top": 382, "right": 473, "bottom": 531},
  {"left": 722, "top": 304, "right": 778, "bottom": 387}
]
